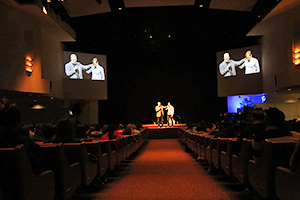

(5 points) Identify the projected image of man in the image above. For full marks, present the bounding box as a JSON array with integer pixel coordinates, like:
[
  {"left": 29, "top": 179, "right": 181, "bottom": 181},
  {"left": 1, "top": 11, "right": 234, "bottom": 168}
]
[
  {"left": 86, "top": 58, "right": 105, "bottom": 80},
  {"left": 239, "top": 50, "right": 260, "bottom": 74},
  {"left": 219, "top": 53, "right": 244, "bottom": 77},
  {"left": 65, "top": 54, "right": 89, "bottom": 79}
]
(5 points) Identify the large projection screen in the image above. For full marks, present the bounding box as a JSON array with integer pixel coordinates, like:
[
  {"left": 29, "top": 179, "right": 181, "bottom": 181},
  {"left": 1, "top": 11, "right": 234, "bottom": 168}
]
[
  {"left": 63, "top": 51, "right": 107, "bottom": 100},
  {"left": 217, "top": 45, "right": 262, "bottom": 97}
]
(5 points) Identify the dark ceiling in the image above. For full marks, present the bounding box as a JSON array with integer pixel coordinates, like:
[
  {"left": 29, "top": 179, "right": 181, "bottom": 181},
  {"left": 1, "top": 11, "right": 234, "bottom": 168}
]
[{"left": 66, "top": 6, "right": 261, "bottom": 54}]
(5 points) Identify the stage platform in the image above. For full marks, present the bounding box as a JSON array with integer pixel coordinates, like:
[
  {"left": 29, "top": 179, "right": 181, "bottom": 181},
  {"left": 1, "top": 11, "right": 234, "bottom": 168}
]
[
  {"left": 142, "top": 124, "right": 186, "bottom": 129},
  {"left": 142, "top": 124, "right": 186, "bottom": 139}
]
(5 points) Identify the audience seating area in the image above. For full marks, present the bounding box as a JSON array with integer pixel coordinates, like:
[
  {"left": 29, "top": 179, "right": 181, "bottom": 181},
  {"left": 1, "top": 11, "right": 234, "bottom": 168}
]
[
  {"left": 0, "top": 130, "right": 148, "bottom": 200},
  {"left": 178, "top": 128, "right": 300, "bottom": 199}
]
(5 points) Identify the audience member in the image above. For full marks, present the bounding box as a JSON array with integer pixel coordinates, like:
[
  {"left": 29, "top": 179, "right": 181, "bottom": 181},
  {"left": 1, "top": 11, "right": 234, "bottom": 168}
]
[
  {"left": 52, "top": 118, "right": 80, "bottom": 143},
  {"left": 100, "top": 124, "right": 121, "bottom": 141},
  {"left": 253, "top": 107, "right": 292, "bottom": 158},
  {"left": 41, "top": 124, "right": 55, "bottom": 143},
  {"left": 234, "top": 108, "right": 265, "bottom": 154},
  {"left": 186, "top": 122, "right": 196, "bottom": 133}
]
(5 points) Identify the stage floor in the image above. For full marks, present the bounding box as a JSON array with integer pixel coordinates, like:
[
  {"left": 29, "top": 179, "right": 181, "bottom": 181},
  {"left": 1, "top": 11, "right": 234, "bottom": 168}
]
[{"left": 142, "top": 124, "right": 186, "bottom": 129}]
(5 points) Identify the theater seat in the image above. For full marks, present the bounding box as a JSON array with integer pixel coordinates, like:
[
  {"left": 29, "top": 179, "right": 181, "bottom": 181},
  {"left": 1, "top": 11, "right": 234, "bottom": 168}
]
[
  {"left": 212, "top": 138, "right": 229, "bottom": 170},
  {"left": 0, "top": 145, "right": 55, "bottom": 200},
  {"left": 232, "top": 139, "right": 252, "bottom": 185},
  {"left": 107, "top": 140, "right": 117, "bottom": 171},
  {"left": 201, "top": 135, "right": 213, "bottom": 161},
  {"left": 99, "top": 140, "right": 109, "bottom": 176},
  {"left": 248, "top": 137, "right": 297, "bottom": 199},
  {"left": 275, "top": 160, "right": 300, "bottom": 200},
  {"left": 63, "top": 142, "right": 98, "bottom": 187},
  {"left": 41, "top": 143, "right": 81, "bottom": 200},
  {"left": 122, "top": 136, "right": 128, "bottom": 160},
  {"left": 85, "top": 141, "right": 108, "bottom": 178},
  {"left": 220, "top": 138, "right": 237, "bottom": 175}
]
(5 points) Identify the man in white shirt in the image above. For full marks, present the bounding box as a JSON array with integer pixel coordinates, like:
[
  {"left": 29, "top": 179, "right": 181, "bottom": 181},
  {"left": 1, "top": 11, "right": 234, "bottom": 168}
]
[
  {"left": 86, "top": 58, "right": 105, "bottom": 80},
  {"left": 165, "top": 102, "right": 174, "bottom": 127},
  {"left": 239, "top": 50, "right": 260, "bottom": 74}
]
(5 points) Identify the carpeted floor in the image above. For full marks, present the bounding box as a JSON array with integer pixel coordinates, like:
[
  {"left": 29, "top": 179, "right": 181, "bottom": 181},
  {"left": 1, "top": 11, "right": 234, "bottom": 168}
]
[{"left": 77, "top": 139, "right": 251, "bottom": 200}]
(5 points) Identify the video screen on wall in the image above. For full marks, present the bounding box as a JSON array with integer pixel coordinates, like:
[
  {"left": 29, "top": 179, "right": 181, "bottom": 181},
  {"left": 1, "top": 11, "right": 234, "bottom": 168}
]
[
  {"left": 63, "top": 51, "right": 107, "bottom": 100},
  {"left": 217, "top": 45, "right": 263, "bottom": 97}
]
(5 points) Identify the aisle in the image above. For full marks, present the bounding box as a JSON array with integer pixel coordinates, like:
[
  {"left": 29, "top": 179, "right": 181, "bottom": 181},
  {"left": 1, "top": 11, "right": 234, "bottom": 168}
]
[{"left": 91, "top": 139, "right": 244, "bottom": 200}]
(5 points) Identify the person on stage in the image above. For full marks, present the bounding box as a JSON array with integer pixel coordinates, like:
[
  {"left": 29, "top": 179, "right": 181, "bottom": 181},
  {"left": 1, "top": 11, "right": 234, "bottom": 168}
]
[
  {"left": 155, "top": 102, "right": 164, "bottom": 128},
  {"left": 239, "top": 50, "right": 260, "bottom": 74},
  {"left": 165, "top": 102, "right": 174, "bottom": 127},
  {"left": 219, "top": 52, "right": 244, "bottom": 77},
  {"left": 65, "top": 54, "right": 89, "bottom": 79},
  {"left": 85, "top": 58, "right": 105, "bottom": 80}
]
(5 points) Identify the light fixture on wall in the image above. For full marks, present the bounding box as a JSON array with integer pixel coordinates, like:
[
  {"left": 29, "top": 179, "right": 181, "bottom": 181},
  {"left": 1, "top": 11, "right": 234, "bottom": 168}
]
[
  {"left": 25, "top": 55, "right": 33, "bottom": 77},
  {"left": 42, "top": 1, "right": 48, "bottom": 15},
  {"left": 293, "top": 22, "right": 300, "bottom": 67},
  {"left": 293, "top": 49, "right": 300, "bottom": 66}
]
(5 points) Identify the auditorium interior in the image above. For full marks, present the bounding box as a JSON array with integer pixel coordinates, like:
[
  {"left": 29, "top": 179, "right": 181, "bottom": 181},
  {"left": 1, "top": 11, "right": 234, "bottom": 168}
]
[{"left": 1, "top": 0, "right": 300, "bottom": 199}]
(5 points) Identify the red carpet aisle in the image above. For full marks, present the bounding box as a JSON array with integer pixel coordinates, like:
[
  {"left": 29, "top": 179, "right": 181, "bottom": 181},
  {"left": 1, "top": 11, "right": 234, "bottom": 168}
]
[{"left": 91, "top": 139, "right": 244, "bottom": 200}]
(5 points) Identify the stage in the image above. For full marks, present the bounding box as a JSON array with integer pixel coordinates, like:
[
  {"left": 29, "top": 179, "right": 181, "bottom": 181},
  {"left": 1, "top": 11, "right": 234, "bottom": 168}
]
[
  {"left": 142, "top": 124, "right": 186, "bottom": 139},
  {"left": 142, "top": 124, "right": 186, "bottom": 129}
]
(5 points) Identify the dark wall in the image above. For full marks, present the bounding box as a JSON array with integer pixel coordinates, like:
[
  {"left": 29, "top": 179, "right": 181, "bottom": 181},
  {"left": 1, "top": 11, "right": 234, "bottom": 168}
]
[{"left": 98, "top": 45, "right": 227, "bottom": 124}]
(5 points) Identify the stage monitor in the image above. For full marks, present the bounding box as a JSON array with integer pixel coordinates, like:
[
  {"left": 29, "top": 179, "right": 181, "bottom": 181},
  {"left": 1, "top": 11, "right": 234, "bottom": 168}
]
[
  {"left": 63, "top": 51, "right": 107, "bottom": 100},
  {"left": 217, "top": 45, "right": 262, "bottom": 97}
]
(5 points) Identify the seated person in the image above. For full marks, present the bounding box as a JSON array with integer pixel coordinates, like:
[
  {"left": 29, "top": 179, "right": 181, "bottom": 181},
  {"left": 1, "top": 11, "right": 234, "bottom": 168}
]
[
  {"left": 123, "top": 127, "right": 132, "bottom": 135},
  {"left": 52, "top": 118, "right": 80, "bottom": 143},
  {"left": 41, "top": 124, "right": 55, "bottom": 143},
  {"left": 253, "top": 107, "right": 292, "bottom": 158},
  {"left": 0, "top": 99, "right": 45, "bottom": 199},
  {"left": 100, "top": 124, "right": 121, "bottom": 141},
  {"left": 115, "top": 124, "right": 124, "bottom": 135},
  {"left": 234, "top": 108, "right": 265, "bottom": 154},
  {"left": 186, "top": 122, "right": 197, "bottom": 133},
  {"left": 75, "top": 124, "right": 92, "bottom": 141}
]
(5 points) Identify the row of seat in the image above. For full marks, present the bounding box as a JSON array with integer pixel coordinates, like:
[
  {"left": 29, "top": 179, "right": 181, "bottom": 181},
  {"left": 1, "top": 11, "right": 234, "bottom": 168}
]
[
  {"left": 177, "top": 129, "right": 300, "bottom": 200},
  {"left": 0, "top": 130, "right": 148, "bottom": 200}
]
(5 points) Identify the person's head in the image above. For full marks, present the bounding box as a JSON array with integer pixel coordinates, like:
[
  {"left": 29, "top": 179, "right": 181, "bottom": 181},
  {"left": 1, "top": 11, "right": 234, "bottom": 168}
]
[
  {"left": 245, "top": 50, "right": 252, "bottom": 61},
  {"left": 101, "top": 124, "right": 109, "bottom": 134},
  {"left": 75, "top": 124, "right": 87, "bottom": 139},
  {"left": 0, "top": 102, "right": 21, "bottom": 133},
  {"left": 123, "top": 127, "right": 132, "bottom": 135},
  {"left": 41, "top": 125, "right": 54, "bottom": 140},
  {"left": 157, "top": 102, "right": 161, "bottom": 106},
  {"left": 252, "top": 109, "right": 265, "bottom": 123},
  {"left": 92, "top": 58, "right": 98, "bottom": 66},
  {"left": 223, "top": 53, "right": 230, "bottom": 62},
  {"left": 55, "top": 118, "right": 75, "bottom": 139},
  {"left": 107, "top": 124, "right": 115, "bottom": 138},
  {"left": 265, "top": 107, "right": 285, "bottom": 126},
  {"left": 186, "top": 122, "right": 193, "bottom": 130},
  {"left": 70, "top": 54, "right": 77, "bottom": 63},
  {"left": 118, "top": 124, "right": 124, "bottom": 130},
  {"left": 168, "top": 102, "right": 171, "bottom": 106}
]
